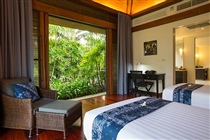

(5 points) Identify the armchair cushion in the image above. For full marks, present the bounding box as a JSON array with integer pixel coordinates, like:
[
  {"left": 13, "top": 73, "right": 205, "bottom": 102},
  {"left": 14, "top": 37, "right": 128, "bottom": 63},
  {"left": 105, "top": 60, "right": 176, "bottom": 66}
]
[
  {"left": 12, "top": 82, "right": 40, "bottom": 102},
  {"left": 0, "top": 77, "right": 29, "bottom": 97}
]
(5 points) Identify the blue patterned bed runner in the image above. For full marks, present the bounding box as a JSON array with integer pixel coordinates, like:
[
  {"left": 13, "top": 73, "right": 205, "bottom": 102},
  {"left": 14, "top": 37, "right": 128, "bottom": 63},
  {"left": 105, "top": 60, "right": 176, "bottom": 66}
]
[
  {"left": 173, "top": 83, "right": 203, "bottom": 105},
  {"left": 92, "top": 98, "right": 171, "bottom": 140}
]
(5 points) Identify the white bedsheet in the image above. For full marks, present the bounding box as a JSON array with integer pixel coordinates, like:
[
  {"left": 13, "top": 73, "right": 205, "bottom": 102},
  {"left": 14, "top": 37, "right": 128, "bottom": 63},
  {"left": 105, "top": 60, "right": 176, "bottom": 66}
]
[
  {"left": 162, "top": 83, "right": 210, "bottom": 110},
  {"left": 83, "top": 96, "right": 210, "bottom": 140}
]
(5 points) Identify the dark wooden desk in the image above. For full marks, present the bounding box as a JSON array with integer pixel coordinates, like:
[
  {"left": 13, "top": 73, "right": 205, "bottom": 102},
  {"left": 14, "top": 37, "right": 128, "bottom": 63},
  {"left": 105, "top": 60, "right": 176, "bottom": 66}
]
[{"left": 127, "top": 73, "right": 165, "bottom": 98}]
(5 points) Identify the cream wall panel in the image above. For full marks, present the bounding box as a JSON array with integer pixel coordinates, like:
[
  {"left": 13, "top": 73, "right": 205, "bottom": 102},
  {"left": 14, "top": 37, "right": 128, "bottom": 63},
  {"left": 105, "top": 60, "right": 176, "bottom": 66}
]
[{"left": 132, "top": 12, "right": 210, "bottom": 92}]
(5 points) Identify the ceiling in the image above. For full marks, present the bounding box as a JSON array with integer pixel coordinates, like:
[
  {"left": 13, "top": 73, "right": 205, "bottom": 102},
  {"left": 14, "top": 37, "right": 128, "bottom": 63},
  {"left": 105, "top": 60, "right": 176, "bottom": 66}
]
[
  {"left": 91, "top": 0, "right": 182, "bottom": 16},
  {"left": 176, "top": 24, "right": 210, "bottom": 46}
]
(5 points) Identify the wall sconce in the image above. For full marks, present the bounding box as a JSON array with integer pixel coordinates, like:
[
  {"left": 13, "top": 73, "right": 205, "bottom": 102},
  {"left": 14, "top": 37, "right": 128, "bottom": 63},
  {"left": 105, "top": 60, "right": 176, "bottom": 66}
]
[
  {"left": 196, "top": 53, "right": 199, "bottom": 66},
  {"left": 179, "top": 48, "right": 183, "bottom": 57},
  {"left": 196, "top": 54, "right": 199, "bottom": 58}
]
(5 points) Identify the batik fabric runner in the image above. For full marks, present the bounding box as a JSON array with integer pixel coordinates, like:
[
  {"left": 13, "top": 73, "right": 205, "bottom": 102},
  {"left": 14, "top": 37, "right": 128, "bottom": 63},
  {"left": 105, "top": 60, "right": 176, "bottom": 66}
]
[
  {"left": 173, "top": 83, "right": 203, "bottom": 105},
  {"left": 92, "top": 98, "right": 171, "bottom": 140}
]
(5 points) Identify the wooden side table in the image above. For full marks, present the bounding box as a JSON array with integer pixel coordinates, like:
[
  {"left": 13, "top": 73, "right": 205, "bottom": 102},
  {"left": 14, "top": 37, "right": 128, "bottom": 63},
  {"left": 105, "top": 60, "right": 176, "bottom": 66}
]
[
  {"left": 196, "top": 68, "right": 208, "bottom": 80},
  {"left": 176, "top": 70, "right": 187, "bottom": 84}
]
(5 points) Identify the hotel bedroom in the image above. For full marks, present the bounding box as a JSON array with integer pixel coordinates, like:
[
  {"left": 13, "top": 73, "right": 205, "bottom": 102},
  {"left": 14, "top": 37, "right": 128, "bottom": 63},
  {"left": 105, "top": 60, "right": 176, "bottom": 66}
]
[
  {"left": 84, "top": 1, "right": 210, "bottom": 139},
  {"left": 0, "top": 0, "right": 210, "bottom": 139}
]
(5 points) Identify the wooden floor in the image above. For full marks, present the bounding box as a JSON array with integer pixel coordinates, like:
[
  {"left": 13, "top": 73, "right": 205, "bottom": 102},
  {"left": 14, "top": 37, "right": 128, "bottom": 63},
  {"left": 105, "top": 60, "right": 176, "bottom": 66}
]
[{"left": 0, "top": 94, "right": 136, "bottom": 140}]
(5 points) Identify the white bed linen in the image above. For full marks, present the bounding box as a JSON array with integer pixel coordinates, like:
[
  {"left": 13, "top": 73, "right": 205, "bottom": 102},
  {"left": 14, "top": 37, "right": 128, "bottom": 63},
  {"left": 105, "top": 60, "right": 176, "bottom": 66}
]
[
  {"left": 83, "top": 96, "right": 210, "bottom": 140},
  {"left": 162, "top": 83, "right": 210, "bottom": 110}
]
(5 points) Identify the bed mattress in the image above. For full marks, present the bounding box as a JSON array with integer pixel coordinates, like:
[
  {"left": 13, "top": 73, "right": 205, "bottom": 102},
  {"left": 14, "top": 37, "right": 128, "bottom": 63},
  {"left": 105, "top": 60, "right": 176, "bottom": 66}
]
[{"left": 83, "top": 96, "right": 210, "bottom": 140}]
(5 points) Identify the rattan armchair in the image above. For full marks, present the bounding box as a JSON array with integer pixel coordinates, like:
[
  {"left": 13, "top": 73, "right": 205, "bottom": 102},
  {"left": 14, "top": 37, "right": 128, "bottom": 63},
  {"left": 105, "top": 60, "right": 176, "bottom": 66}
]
[{"left": 0, "top": 77, "right": 57, "bottom": 137}]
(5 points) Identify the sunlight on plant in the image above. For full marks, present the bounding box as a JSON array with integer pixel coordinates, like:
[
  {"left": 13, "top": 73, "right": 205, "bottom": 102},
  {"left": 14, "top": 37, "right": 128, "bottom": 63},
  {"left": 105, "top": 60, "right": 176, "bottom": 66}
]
[{"left": 49, "top": 24, "right": 106, "bottom": 99}]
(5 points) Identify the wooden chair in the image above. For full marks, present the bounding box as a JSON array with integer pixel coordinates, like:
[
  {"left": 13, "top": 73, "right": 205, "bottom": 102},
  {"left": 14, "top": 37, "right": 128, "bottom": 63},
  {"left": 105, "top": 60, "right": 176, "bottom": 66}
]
[
  {"left": 130, "top": 73, "right": 154, "bottom": 97},
  {"left": 128, "top": 70, "right": 143, "bottom": 93}
]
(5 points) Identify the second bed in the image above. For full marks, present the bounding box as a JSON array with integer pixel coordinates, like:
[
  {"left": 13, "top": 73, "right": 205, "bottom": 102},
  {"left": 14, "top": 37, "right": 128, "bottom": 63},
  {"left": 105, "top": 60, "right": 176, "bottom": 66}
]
[{"left": 162, "top": 83, "right": 210, "bottom": 109}]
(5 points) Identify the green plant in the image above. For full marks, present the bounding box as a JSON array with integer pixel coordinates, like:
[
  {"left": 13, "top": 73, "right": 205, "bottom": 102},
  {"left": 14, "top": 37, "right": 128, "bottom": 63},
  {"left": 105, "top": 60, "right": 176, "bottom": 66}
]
[{"left": 49, "top": 24, "right": 106, "bottom": 99}]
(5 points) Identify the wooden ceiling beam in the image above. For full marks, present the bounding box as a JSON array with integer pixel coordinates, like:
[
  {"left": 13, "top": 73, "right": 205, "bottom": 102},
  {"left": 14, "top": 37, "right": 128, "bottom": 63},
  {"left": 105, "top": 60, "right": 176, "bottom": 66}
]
[
  {"left": 132, "top": 3, "right": 210, "bottom": 32},
  {"left": 32, "top": 0, "right": 117, "bottom": 29},
  {"left": 128, "top": 0, "right": 133, "bottom": 15}
]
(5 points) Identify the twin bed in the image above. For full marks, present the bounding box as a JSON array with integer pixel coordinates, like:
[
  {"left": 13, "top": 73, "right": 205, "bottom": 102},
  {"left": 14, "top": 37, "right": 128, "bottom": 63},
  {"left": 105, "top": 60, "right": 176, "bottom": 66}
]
[
  {"left": 162, "top": 83, "right": 210, "bottom": 110},
  {"left": 83, "top": 83, "right": 210, "bottom": 140}
]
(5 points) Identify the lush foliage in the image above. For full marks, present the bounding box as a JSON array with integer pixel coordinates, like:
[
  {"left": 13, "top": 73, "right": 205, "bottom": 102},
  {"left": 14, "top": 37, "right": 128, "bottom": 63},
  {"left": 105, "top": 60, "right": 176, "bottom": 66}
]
[{"left": 49, "top": 24, "right": 106, "bottom": 99}]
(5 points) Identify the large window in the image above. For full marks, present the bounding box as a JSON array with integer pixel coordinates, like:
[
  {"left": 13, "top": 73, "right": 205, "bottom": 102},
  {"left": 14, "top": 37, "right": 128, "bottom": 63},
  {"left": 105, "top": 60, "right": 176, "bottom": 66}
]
[{"left": 34, "top": 14, "right": 107, "bottom": 99}]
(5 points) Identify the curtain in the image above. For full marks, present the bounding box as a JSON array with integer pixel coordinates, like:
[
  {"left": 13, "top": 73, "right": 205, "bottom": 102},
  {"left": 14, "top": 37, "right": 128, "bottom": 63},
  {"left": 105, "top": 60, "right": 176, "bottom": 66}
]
[
  {"left": 0, "top": 0, "right": 33, "bottom": 80},
  {"left": 117, "top": 12, "right": 133, "bottom": 95}
]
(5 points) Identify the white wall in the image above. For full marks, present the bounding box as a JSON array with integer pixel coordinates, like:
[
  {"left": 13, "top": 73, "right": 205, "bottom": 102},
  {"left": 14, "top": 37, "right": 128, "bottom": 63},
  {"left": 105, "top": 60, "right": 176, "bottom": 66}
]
[
  {"left": 183, "top": 37, "right": 195, "bottom": 83},
  {"left": 132, "top": 12, "right": 210, "bottom": 93}
]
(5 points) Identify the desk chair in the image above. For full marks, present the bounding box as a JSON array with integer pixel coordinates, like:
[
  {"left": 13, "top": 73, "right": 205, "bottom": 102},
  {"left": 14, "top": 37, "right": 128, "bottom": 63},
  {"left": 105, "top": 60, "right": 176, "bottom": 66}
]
[
  {"left": 128, "top": 71, "right": 143, "bottom": 93},
  {"left": 130, "top": 73, "right": 154, "bottom": 97}
]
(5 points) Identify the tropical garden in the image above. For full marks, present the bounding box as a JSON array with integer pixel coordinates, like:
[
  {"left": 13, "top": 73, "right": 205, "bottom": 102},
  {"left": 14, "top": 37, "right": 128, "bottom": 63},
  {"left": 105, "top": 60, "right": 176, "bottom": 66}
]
[{"left": 49, "top": 24, "right": 106, "bottom": 99}]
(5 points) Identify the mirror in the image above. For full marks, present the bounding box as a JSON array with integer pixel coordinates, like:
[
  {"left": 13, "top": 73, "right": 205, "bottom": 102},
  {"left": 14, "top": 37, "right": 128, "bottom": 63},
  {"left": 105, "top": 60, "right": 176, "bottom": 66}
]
[
  {"left": 175, "top": 39, "right": 184, "bottom": 69},
  {"left": 175, "top": 21, "right": 210, "bottom": 84},
  {"left": 195, "top": 36, "right": 210, "bottom": 68}
]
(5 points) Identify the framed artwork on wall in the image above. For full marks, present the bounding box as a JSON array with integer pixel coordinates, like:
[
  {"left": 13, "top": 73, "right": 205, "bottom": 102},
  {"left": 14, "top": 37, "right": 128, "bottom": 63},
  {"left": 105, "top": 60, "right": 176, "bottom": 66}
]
[{"left": 144, "top": 40, "right": 157, "bottom": 56}]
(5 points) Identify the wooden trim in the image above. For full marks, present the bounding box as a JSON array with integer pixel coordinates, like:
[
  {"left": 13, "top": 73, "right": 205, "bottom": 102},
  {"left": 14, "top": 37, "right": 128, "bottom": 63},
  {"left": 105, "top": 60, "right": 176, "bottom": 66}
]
[
  {"left": 106, "top": 28, "right": 113, "bottom": 95},
  {"left": 39, "top": 11, "right": 46, "bottom": 88},
  {"left": 173, "top": 28, "right": 176, "bottom": 85},
  {"left": 32, "top": 0, "right": 117, "bottom": 29},
  {"left": 39, "top": 12, "right": 50, "bottom": 89},
  {"left": 44, "top": 13, "right": 50, "bottom": 89},
  {"left": 132, "top": 4, "right": 210, "bottom": 32}
]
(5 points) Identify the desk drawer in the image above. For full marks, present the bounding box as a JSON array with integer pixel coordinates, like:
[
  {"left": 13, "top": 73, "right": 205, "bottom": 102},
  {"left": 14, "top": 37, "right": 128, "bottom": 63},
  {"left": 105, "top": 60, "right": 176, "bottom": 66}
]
[{"left": 143, "top": 75, "right": 156, "bottom": 80}]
